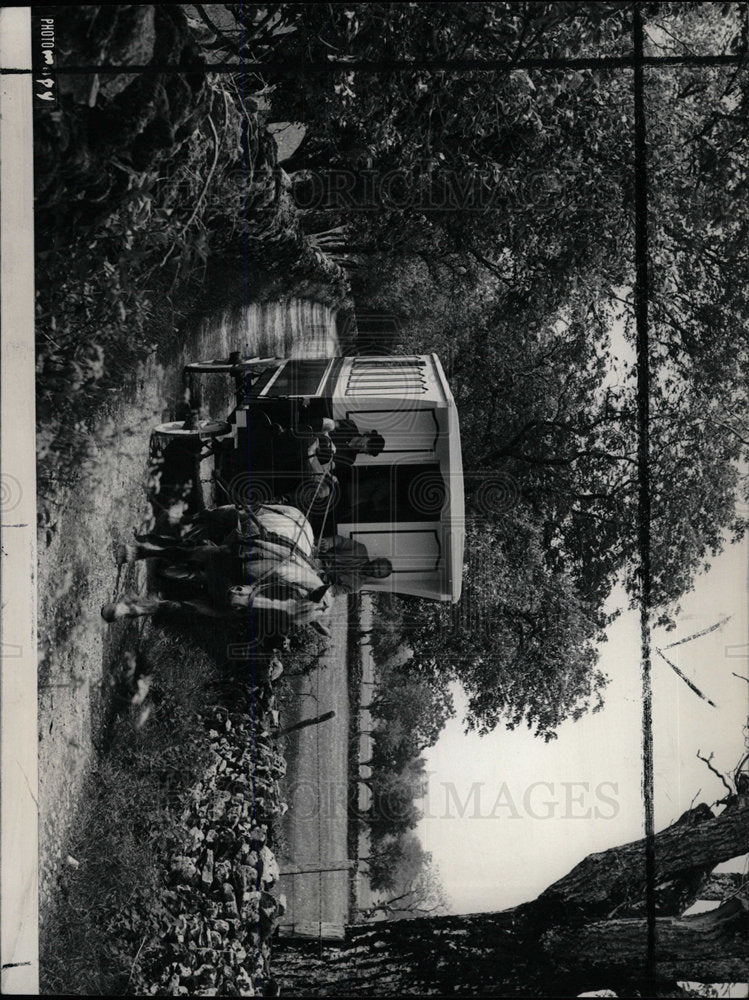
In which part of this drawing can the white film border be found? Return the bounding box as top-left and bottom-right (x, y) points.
(0, 7), (39, 995)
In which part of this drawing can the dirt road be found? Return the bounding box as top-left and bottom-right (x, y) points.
(37, 299), (338, 914)
(277, 596), (352, 938)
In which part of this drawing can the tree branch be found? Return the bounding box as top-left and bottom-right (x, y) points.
(696, 749), (734, 798)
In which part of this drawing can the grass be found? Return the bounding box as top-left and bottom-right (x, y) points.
(39, 627), (218, 996)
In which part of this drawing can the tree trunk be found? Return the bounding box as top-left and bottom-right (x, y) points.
(275, 803), (749, 996)
(277, 903), (749, 996)
(538, 802), (748, 921)
(543, 900), (749, 993)
(277, 912), (531, 996)
(276, 710), (335, 737)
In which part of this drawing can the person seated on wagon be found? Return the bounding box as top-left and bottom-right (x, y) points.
(316, 534), (392, 593)
(268, 419), (340, 503)
(317, 419), (385, 472)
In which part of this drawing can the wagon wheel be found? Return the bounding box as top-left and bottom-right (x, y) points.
(153, 419), (231, 439)
(184, 356), (283, 374)
(184, 358), (237, 374)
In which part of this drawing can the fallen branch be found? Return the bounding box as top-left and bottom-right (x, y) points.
(696, 749), (734, 798)
(661, 615), (732, 650)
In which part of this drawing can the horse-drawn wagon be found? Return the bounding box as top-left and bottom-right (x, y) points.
(173, 351), (466, 603)
(103, 352), (465, 639)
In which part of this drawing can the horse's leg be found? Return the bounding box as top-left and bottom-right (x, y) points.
(101, 594), (171, 622)
(117, 541), (226, 565)
(101, 593), (228, 623)
(228, 589), (295, 637)
(117, 539), (175, 563)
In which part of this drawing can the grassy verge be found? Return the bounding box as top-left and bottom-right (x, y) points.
(40, 628), (218, 995)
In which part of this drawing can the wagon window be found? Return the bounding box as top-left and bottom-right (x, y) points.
(342, 463), (446, 524)
(266, 359), (330, 397)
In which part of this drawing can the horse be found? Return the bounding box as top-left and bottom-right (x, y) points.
(102, 504), (332, 638)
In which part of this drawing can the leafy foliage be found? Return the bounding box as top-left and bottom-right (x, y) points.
(361, 832), (449, 917)
(365, 652), (455, 767)
(361, 759), (427, 840)
(265, 1), (749, 736)
(40, 631), (217, 995)
(34, 5), (345, 489)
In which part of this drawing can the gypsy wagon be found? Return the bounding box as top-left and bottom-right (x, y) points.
(164, 352), (465, 604)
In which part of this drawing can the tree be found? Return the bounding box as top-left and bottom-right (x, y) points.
(360, 834), (449, 920)
(358, 765), (427, 840)
(399, 513), (610, 738)
(277, 798), (749, 995)
(359, 832), (435, 897)
(207, 4), (749, 739)
(344, 1), (749, 739)
(359, 835), (410, 893)
(364, 723), (421, 776)
(365, 664), (455, 759)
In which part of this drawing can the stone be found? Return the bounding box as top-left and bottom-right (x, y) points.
(188, 826), (205, 849)
(215, 860), (231, 885)
(236, 864), (258, 895)
(194, 964), (218, 987)
(258, 892), (279, 941)
(248, 827), (266, 848)
(235, 968), (255, 996)
(201, 849), (214, 889)
(223, 882), (240, 919)
(258, 846), (279, 888)
(170, 856), (197, 886)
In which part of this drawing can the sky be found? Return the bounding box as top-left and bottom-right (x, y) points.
(419, 529), (749, 914)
